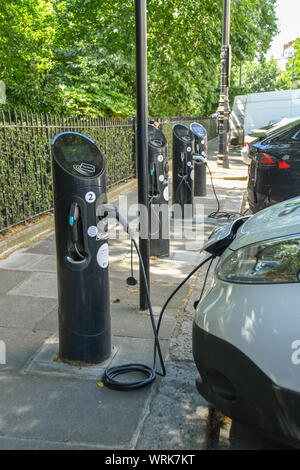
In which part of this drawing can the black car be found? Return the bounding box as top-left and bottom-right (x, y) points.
(247, 117), (300, 213)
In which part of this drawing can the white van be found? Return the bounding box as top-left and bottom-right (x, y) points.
(230, 89), (300, 148)
(229, 94), (247, 145)
(244, 89), (300, 136)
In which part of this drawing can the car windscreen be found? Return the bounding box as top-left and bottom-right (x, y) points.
(265, 118), (300, 138)
(264, 124), (300, 144)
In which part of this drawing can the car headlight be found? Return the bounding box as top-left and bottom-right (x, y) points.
(217, 235), (300, 284)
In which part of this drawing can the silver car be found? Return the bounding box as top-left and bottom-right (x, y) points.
(193, 197), (300, 447)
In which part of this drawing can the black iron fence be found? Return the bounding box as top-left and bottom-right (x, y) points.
(0, 111), (216, 233)
(0, 111), (134, 232)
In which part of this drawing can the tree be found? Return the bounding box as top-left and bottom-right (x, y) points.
(0, 0), (279, 116)
(285, 37), (300, 89)
(147, 0), (279, 116)
(230, 35), (300, 101)
(230, 58), (291, 100)
(0, 0), (63, 112)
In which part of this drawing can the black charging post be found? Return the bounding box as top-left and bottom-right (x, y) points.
(52, 131), (111, 364)
(190, 122), (207, 197)
(172, 123), (194, 218)
(148, 124), (170, 257)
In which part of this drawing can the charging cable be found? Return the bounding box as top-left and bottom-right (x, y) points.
(126, 240), (137, 286)
(176, 173), (193, 203)
(100, 203), (214, 390)
(193, 154), (242, 220)
(193, 256), (215, 310)
(175, 152), (193, 202)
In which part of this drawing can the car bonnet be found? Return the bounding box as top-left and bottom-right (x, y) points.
(230, 197), (300, 250)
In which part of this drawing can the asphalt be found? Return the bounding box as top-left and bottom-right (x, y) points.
(0, 139), (262, 450)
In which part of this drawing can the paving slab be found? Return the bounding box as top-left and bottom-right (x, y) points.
(0, 270), (30, 295)
(111, 306), (177, 340)
(0, 252), (57, 274)
(8, 272), (58, 299)
(25, 335), (119, 380)
(0, 372), (153, 449)
(33, 307), (58, 332)
(0, 327), (51, 371)
(27, 233), (56, 255)
(0, 295), (57, 329)
(0, 251), (43, 270)
(25, 255), (57, 273)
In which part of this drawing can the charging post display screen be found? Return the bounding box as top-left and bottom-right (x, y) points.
(60, 144), (96, 163)
(148, 125), (167, 148)
(173, 124), (193, 142)
(53, 132), (105, 177)
(191, 123), (206, 137)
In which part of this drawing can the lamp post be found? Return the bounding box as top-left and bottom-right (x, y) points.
(217, 0), (231, 169)
(135, 0), (150, 311)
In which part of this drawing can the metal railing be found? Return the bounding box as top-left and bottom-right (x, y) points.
(0, 112), (216, 233)
(0, 111), (134, 232)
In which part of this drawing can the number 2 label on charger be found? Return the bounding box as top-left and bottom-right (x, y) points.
(85, 191), (96, 203)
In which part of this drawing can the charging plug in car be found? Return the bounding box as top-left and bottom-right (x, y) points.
(201, 216), (251, 257)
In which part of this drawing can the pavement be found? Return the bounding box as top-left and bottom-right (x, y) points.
(0, 138), (283, 451)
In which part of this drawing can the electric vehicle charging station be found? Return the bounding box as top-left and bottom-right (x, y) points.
(148, 124), (170, 257)
(52, 131), (110, 365)
(172, 123), (194, 218)
(190, 122), (207, 197)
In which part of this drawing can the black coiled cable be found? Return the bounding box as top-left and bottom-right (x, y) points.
(103, 363), (156, 390)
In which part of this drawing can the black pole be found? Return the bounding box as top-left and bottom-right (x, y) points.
(217, 0), (231, 168)
(135, 0), (150, 310)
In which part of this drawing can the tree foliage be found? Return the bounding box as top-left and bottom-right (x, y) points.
(282, 37), (300, 89)
(0, 0), (279, 117)
(230, 58), (291, 99)
(294, 38), (300, 76)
